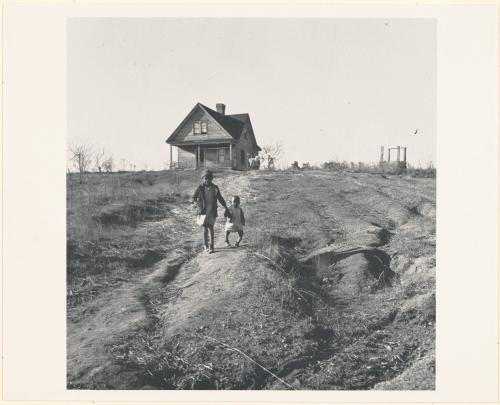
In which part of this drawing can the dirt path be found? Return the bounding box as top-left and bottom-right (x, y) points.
(68, 170), (435, 390)
(67, 173), (255, 388)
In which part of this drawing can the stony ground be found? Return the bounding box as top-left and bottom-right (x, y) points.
(67, 169), (435, 390)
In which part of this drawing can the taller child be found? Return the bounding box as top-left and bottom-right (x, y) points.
(192, 169), (229, 253)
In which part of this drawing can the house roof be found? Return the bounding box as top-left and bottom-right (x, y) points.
(199, 103), (245, 140)
(227, 113), (261, 151)
(228, 113), (249, 122)
(166, 102), (261, 151)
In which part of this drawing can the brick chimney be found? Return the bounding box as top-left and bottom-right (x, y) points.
(216, 103), (226, 115)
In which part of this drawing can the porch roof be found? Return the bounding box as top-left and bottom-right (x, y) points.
(174, 140), (234, 148)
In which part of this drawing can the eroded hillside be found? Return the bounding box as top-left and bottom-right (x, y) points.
(67, 169), (435, 390)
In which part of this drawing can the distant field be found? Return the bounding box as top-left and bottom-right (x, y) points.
(67, 168), (435, 390)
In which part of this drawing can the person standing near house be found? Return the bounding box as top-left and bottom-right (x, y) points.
(192, 169), (229, 253)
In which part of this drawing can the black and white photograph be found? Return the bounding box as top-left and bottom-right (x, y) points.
(4, 2), (499, 402)
(66, 18), (437, 390)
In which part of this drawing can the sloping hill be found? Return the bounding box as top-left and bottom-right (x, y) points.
(67, 169), (435, 389)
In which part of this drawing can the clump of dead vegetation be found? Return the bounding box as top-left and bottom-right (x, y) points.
(316, 160), (436, 178)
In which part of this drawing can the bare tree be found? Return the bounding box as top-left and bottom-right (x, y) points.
(103, 156), (114, 173)
(260, 141), (284, 169)
(69, 144), (93, 183)
(94, 148), (106, 173)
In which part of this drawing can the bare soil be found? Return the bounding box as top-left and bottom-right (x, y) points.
(67, 169), (435, 390)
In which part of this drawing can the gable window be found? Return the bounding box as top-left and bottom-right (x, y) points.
(193, 122), (201, 135)
(243, 127), (248, 140)
(193, 121), (208, 135)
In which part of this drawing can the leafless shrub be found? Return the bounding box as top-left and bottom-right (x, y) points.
(260, 141), (283, 170)
(103, 156), (114, 173)
(260, 141), (283, 161)
(69, 143), (93, 183)
(94, 148), (107, 173)
(321, 160), (350, 171)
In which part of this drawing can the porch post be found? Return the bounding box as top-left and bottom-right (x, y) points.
(229, 143), (232, 169)
(169, 144), (173, 169)
(196, 145), (200, 169)
(403, 147), (407, 163)
(397, 146), (401, 162)
(388, 148), (391, 162)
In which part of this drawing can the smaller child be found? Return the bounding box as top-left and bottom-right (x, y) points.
(225, 196), (246, 247)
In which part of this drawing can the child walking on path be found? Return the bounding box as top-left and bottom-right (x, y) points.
(225, 196), (246, 247)
(192, 169), (229, 253)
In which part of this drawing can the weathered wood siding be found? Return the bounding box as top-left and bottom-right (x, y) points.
(170, 105), (260, 171)
(245, 117), (260, 154)
(175, 108), (233, 143)
(233, 124), (258, 170)
(178, 146), (197, 168)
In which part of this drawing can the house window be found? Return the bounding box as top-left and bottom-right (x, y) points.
(240, 150), (245, 164)
(218, 148), (225, 162)
(193, 121), (208, 135)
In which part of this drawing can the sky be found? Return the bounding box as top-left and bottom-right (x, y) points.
(67, 18), (436, 170)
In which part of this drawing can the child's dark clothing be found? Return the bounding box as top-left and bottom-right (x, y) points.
(193, 183), (227, 221)
(192, 182), (228, 251)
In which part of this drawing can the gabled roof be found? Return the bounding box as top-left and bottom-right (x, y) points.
(199, 103), (245, 140)
(227, 113), (261, 151)
(166, 102), (261, 151)
(166, 103), (202, 143)
(228, 113), (250, 123)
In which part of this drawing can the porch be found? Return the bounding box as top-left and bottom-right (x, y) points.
(170, 143), (236, 170)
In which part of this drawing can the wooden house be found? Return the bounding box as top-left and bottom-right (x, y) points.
(166, 102), (261, 170)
